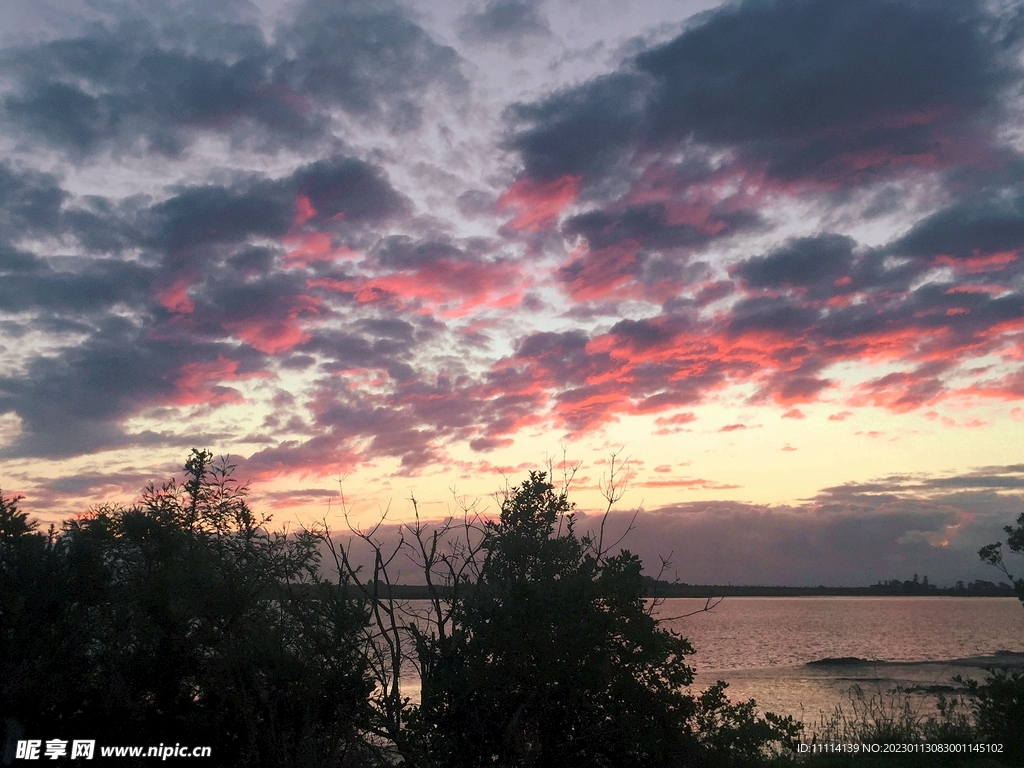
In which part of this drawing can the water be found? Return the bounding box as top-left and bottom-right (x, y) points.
(657, 596), (1024, 720)
(388, 597), (1024, 722)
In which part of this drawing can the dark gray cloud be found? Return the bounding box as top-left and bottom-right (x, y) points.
(564, 203), (759, 252)
(506, 72), (652, 182)
(820, 465), (1024, 497)
(321, 472), (1024, 587)
(279, 0), (465, 132)
(0, 164), (152, 314)
(501, 0), (1024, 312)
(1, 0), (464, 156)
(144, 156), (407, 280)
(294, 158), (411, 223)
(0, 259), (151, 315)
(734, 234), (857, 292)
(2, 20), (299, 156)
(576, 484), (1024, 587)
(458, 0), (551, 48)
(891, 183), (1024, 260)
(555, 201), (761, 298)
(305, 324), (422, 384)
(0, 153), (406, 313)
(147, 156), (408, 272)
(508, 0), (1013, 185)
(0, 317), (185, 457)
(636, 0), (1003, 178)
(373, 236), (468, 269)
(0, 164), (66, 235)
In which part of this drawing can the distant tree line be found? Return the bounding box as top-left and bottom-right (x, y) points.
(641, 578), (1019, 598)
(868, 574), (1018, 596)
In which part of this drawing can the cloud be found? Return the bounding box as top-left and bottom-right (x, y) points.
(509, 0), (1012, 190)
(891, 183), (1024, 262)
(576, 473), (1024, 586)
(506, 72), (652, 183)
(0, 163), (66, 235)
(733, 234), (858, 295)
(0, 0), (464, 157)
(0, 152), (420, 459)
(819, 465), (1024, 497)
(499, 175), (579, 232)
(0, 317), (196, 457)
(556, 197), (760, 301)
(495, 0), (1022, 312)
(635, 0), (1007, 181)
(458, 0), (552, 49)
(466, 204), (1024, 428)
(3, 0), (1024, 496)
(637, 477), (740, 490)
(279, 0), (465, 131)
(320, 470), (1024, 588)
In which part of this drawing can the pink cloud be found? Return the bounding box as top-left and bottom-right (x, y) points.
(224, 295), (321, 354)
(170, 356), (251, 406)
(936, 250), (1017, 274)
(156, 280), (195, 314)
(498, 175), (580, 232)
(309, 259), (525, 318)
(638, 477), (741, 490)
(653, 412), (697, 427)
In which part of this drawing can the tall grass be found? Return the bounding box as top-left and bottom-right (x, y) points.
(797, 679), (1014, 768)
(812, 682), (975, 744)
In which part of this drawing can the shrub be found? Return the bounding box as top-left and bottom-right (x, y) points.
(1, 450), (375, 767)
(961, 669), (1024, 766)
(402, 470), (800, 768)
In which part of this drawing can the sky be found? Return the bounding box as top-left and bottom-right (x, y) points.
(1, 0), (1024, 586)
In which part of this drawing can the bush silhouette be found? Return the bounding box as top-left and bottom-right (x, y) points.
(1, 450), (373, 767)
(404, 470), (799, 768)
(979, 510), (1024, 606)
(975, 513), (1024, 766)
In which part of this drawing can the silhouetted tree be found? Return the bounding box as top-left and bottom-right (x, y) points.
(399, 471), (799, 768)
(1, 450), (375, 767)
(979, 510), (1024, 606)
(972, 510), (1024, 765)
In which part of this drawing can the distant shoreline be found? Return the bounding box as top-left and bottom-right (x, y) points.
(339, 581), (1020, 600)
(643, 582), (1021, 598)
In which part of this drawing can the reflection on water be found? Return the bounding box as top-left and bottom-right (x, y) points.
(386, 597), (1024, 719)
(656, 597), (1024, 719)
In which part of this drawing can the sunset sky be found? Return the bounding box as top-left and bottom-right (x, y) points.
(2, 0), (1024, 585)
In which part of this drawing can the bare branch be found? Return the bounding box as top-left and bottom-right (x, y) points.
(595, 450), (631, 560)
(656, 595), (726, 621)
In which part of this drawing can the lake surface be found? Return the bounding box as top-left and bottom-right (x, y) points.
(657, 597), (1024, 721)
(393, 597), (1024, 723)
